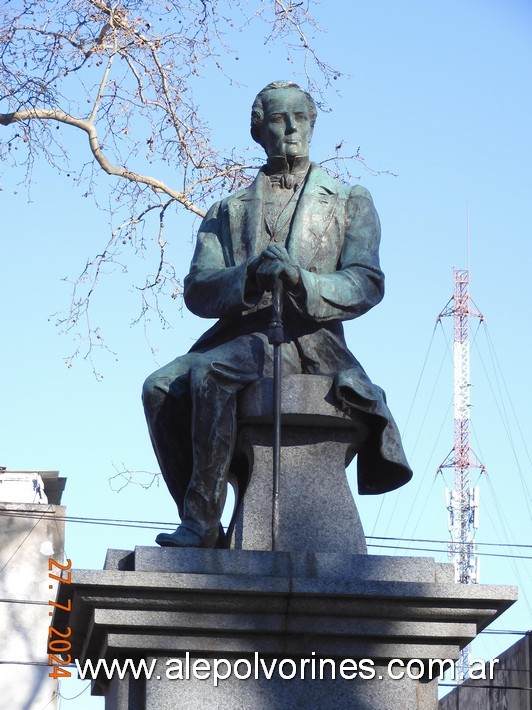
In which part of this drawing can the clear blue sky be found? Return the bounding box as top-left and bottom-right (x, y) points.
(1, 0), (531, 706)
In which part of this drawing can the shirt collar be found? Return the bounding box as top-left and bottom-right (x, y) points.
(263, 155), (310, 176)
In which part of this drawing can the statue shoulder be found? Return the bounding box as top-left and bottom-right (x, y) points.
(213, 182), (256, 215)
(348, 184), (374, 203)
(308, 164), (374, 203)
(201, 186), (245, 222)
(345, 184), (377, 220)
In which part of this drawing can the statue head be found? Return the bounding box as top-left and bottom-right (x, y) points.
(251, 81), (317, 160)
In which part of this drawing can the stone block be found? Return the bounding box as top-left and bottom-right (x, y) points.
(54, 548), (517, 709)
(232, 375), (367, 553)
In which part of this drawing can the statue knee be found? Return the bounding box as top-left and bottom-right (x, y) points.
(189, 358), (218, 392)
(142, 373), (166, 413)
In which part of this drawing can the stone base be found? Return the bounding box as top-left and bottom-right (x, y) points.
(232, 375), (368, 553)
(54, 549), (517, 710)
(232, 426), (367, 553)
(119, 656), (436, 710)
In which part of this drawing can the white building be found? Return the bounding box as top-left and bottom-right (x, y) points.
(0, 469), (66, 710)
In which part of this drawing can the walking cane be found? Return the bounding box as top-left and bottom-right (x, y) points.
(268, 277), (284, 551)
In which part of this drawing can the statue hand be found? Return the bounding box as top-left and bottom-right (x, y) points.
(246, 250), (286, 282)
(248, 246), (300, 292)
(262, 244), (292, 264)
(259, 245), (300, 289)
(256, 258), (299, 291)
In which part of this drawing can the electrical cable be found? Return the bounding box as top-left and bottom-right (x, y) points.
(401, 322), (438, 438)
(0, 505), (53, 575)
(483, 325), (532, 469)
(475, 324), (532, 517)
(366, 535), (532, 549)
(367, 543), (532, 560)
(58, 683), (91, 702)
(440, 682), (532, 691)
(3, 506), (532, 551)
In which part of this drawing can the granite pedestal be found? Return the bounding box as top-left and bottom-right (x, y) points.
(55, 377), (517, 708)
(54, 548), (516, 710)
(231, 374), (367, 553)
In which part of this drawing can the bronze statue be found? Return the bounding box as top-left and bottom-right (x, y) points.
(143, 81), (412, 548)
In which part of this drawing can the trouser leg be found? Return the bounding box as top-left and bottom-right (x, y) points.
(183, 336), (304, 543)
(142, 356), (195, 517)
(145, 335), (302, 546)
(181, 356), (263, 542)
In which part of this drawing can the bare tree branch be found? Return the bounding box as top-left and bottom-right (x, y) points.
(109, 463), (161, 492)
(319, 145), (398, 181)
(1, 107), (206, 216)
(1, 0), (379, 374)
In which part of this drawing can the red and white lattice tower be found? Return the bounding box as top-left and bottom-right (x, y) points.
(437, 268), (486, 678)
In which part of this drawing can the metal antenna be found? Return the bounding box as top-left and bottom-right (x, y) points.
(437, 267), (485, 679)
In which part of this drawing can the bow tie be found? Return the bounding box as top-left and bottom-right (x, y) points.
(264, 156), (310, 190)
(269, 172), (300, 190)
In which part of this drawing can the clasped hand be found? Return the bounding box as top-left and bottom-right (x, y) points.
(248, 245), (300, 292)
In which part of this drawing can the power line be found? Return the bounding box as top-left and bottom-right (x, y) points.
(2, 588), (531, 643)
(0, 508), (174, 531)
(367, 543), (532, 561)
(58, 683), (91, 702)
(480, 629), (532, 640)
(2, 508), (532, 553)
(401, 322), (438, 439)
(0, 660), (50, 667)
(483, 325), (532, 470)
(475, 324), (532, 515)
(0, 597), (48, 606)
(367, 535), (532, 550)
(0, 505), (53, 575)
(440, 682), (532, 691)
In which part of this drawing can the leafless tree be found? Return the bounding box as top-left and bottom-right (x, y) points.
(0, 0), (382, 372)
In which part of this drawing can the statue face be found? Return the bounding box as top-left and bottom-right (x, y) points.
(259, 88), (313, 159)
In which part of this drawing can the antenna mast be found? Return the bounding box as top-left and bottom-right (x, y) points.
(437, 268), (486, 677)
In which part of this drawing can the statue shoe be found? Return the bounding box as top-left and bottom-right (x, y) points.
(155, 525), (217, 548)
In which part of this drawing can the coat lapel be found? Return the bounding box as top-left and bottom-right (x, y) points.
(287, 165), (339, 269)
(226, 172), (268, 263)
(226, 165), (340, 268)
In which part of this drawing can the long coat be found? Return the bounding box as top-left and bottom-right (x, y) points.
(183, 163), (412, 494)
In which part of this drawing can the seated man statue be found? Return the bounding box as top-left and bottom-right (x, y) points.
(143, 80), (412, 548)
